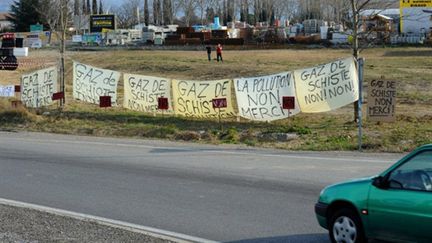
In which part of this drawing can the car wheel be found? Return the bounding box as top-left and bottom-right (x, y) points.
(329, 208), (366, 243)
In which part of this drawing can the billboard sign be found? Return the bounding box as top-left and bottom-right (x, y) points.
(400, 0), (432, 34)
(90, 15), (116, 33)
(30, 24), (43, 33)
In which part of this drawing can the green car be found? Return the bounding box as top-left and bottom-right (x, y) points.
(315, 144), (432, 243)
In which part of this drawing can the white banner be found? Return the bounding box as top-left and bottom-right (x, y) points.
(234, 72), (300, 121)
(123, 74), (172, 113)
(293, 57), (359, 113)
(21, 66), (57, 108)
(73, 61), (120, 105)
(0, 85), (15, 97)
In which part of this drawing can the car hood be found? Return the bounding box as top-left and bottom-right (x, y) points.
(319, 176), (375, 205)
(327, 176), (375, 189)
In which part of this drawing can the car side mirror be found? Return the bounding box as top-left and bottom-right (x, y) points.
(372, 176), (389, 189)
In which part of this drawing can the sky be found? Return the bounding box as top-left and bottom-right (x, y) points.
(0, 0), (13, 12)
(0, 0), (120, 13)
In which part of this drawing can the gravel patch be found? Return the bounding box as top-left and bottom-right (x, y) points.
(0, 204), (176, 243)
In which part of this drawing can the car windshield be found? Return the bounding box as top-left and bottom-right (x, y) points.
(389, 151), (432, 191)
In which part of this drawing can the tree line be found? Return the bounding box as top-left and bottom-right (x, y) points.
(7, 0), (397, 31)
(114, 0), (397, 29)
(7, 0), (103, 32)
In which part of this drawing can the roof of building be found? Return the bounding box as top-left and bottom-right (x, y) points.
(360, 9), (400, 18)
(0, 13), (11, 21)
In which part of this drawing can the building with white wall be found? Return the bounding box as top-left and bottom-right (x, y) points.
(0, 13), (12, 31)
(400, 0), (432, 34)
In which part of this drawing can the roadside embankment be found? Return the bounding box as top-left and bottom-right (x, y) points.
(0, 199), (197, 243)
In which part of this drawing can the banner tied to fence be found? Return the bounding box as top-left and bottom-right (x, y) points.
(0, 85), (15, 97)
(73, 61), (120, 105)
(21, 66), (57, 108)
(293, 57), (359, 113)
(172, 79), (236, 118)
(123, 74), (172, 113)
(234, 71), (300, 121)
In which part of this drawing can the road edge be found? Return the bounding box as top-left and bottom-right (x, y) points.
(0, 198), (217, 243)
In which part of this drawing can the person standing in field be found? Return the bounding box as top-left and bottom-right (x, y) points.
(205, 44), (212, 61)
(216, 44), (223, 62)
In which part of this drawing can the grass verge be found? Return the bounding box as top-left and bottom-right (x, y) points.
(0, 47), (431, 152)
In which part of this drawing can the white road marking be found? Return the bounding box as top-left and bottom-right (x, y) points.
(0, 198), (217, 243)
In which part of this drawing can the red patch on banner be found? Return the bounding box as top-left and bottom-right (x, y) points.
(282, 96), (295, 110)
(52, 92), (64, 100)
(99, 96), (112, 108)
(212, 98), (227, 109)
(158, 97), (169, 110)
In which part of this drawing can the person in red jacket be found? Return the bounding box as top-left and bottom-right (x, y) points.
(216, 44), (223, 62)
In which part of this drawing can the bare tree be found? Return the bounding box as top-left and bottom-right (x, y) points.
(115, 0), (141, 28)
(179, 0), (198, 26)
(98, 0), (103, 14)
(196, 0), (210, 25)
(347, 0), (396, 121)
(239, 0), (250, 22)
(38, 0), (73, 106)
(153, 0), (160, 25)
(163, 0), (174, 24)
(254, 0), (261, 23)
(86, 0), (91, 15)
(273, 0), (299, 23)
(226, 0), (234, 22)
(74, 0), (80, 16)
(144, 0), (149, 25)
(92, 0), (97, 14)
(82, 0), (88, 14)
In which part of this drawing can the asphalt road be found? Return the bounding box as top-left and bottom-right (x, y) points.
(0, 132), (403, 242)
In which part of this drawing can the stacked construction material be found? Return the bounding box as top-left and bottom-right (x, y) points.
(210, 29), (244, 45)
(187, 32), (211, 41)
(211, 30), (228, 39)
(303, 19), (326, 35)
(166, 27), (204, 45)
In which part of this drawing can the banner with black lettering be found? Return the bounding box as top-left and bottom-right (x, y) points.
(293, 57), (359, 113)
(21, 66), (57, 108)
(234, 72), (300, 121)
(73, 61), (120, 105)
(172, 79), (236, 118)
(123, 74), (172, 113)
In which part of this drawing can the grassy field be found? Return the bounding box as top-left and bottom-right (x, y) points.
(0, 47), (431, 152)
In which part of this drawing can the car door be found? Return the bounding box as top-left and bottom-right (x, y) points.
(367, 150), (432, 242)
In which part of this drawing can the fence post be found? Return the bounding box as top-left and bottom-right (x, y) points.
(357, 58), (364, 152)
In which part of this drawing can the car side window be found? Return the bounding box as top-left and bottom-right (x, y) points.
(388, 150), (432, 192)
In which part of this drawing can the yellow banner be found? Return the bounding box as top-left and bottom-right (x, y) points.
(400, 0), (432, 8)
(172, 79), (236, 118)
(293, 57), (359, 113)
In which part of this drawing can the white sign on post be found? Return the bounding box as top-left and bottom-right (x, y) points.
(21, 66), (57, 108)
(234, 72), (300, 121)
(123, 73), (172, 113)
(293, 57), (359, 113)
(73, 61), (120, 105)
(0, 85), (15, 97)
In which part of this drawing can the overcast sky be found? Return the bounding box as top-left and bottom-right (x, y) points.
(0, 0), (121, 13)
